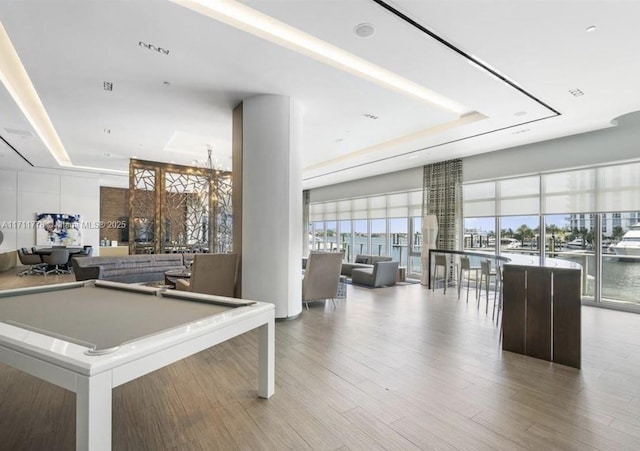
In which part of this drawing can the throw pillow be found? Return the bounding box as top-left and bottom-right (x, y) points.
(355, 256), (368, 264)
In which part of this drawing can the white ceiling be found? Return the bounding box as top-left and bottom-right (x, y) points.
(1, 0), (639, 189)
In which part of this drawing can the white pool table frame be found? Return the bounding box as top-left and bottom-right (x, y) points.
(0, 281), (275, 451)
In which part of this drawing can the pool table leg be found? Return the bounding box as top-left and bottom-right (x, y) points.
(76, 371), (112, 451)
(258, 317), (275, 398)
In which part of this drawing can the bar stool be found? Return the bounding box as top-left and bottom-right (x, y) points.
(458, 256), (480, 302)
(432, 254), (448, 293)
(492, 265), (504, 321)
(478, 259), (498, 313)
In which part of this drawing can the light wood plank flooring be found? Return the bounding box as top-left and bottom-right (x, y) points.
(1, 271), (640, 450)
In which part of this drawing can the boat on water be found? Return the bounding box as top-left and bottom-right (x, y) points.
(566, 238), (589, 249)
(500, 238), (521, 249)
(612, 224), (640, 258)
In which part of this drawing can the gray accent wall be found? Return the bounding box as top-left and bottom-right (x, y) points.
(464, 111), (640, 183)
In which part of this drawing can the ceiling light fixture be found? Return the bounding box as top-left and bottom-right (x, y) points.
(171, 0), (468, 115)
(0, 22), (72, 166)
(354, 23), (375, 38)
(586, 25), (597, 32)
(67, 164), (127, 175)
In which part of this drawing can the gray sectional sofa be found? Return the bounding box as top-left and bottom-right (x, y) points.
(340, 254), (393, 277)
(351, 261), (399, 288)
(72, 253), (192, 284)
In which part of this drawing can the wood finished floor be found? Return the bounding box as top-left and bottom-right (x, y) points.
(1, 271), (640, 450)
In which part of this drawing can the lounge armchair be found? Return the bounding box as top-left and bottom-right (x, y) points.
(302, 252), (343, 309)
(351, 261), (399, 288)
(175, 253), (238, 297)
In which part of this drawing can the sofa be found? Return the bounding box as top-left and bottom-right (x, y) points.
(351, 261), (400, 288)
(0, 250), (17, 272)
(340, 254), (392, 277)
(72, 253), (188, 284)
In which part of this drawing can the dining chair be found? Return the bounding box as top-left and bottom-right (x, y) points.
(42, 249), (71, 275)
(17, 249), (46, 276)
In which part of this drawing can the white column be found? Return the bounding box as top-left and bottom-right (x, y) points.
(240, 95), (303, 319)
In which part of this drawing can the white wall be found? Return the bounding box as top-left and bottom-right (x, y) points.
(99, 173), (128, 189)
(0, 168), (100, 254)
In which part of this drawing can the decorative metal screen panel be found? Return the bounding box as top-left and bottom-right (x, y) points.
(129, 159), (232, 254)
(130, 167), (158, 254)
(214, 174), (233, 253)
(164, 171), (210, 253)
(423, 159), (462, 251)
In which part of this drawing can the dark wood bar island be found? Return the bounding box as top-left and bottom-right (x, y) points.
(502, 262), (582, 369)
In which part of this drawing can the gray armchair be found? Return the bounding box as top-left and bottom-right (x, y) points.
(176, 253), (238, 297)
(302, 252), (343, 309)
(351, 261), (399, 288)
(17, 249), (45, 276)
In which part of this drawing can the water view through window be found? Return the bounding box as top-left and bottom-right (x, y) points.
(464, 213), (640, 307)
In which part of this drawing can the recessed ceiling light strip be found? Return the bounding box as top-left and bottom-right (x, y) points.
(172, 0), (468, 115)
(304, 114), (556, 181)
(0, 22), (72, 166)
(305, 111), (486, 172)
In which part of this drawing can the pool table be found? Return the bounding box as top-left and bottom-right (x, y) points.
(0, 280), (275, 451)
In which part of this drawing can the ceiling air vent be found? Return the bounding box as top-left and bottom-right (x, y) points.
(139, 41), (170, 55)
(362, 113), (379, 120)
(3, 128), (33, 137)
(103, 81), (113, 91)
(569, 88), (584, 97)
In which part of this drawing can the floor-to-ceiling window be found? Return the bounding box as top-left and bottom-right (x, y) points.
(408, 217), (422, 278)
(370, 219), (387, 256)
(353, 219), (369, 256)
(390, 218), (408, 268)
(309, 190), (422, 277)
(338, 219), (352, 261)
(463, 159), (640, 311)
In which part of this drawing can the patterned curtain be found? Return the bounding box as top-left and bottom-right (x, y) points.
(422, 159), (462, 251)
